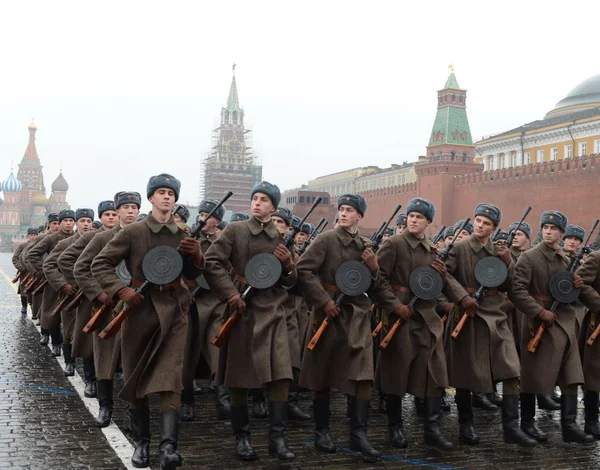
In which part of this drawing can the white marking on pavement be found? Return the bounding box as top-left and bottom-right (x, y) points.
(0, 266), (148, 470)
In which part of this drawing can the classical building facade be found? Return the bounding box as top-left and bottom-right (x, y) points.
(476, 74), (600, 170)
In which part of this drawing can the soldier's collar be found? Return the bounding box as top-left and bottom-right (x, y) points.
(145, 211), (179, 235)
(539, 241), (567, 262)
(467, 233), (495, 255)
(336, 225), (362, 247)
(404, 231), (431, 251)
(249, 217), (278, 238)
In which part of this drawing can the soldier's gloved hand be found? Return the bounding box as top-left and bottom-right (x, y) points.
(273, 244), (294, 272)
(179, 237), (203, 266)
(361, 248), (378, 274)
(496, 245), (512, 267)
(322, 299), (341, 318)
(117, 287), (144, 307)
(460, 295), (478, 317)
(431, 259), (447, 279)
(228, 293), (246, 315)
(393, 303), (412, 321)
(96, 292), (114, 307)
(62, 284), (76, 296)
(573, 274), (585, 289)
(538, 308), (556, 324)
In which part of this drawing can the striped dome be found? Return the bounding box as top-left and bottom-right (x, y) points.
(1, 172), (22, 193)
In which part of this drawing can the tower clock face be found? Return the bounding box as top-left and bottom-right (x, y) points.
(226, 140), (242, 153)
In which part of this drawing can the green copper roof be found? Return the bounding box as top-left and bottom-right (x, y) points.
(428, 106), (473, 146)
(444, 72), (460, 90)
(226, 75), (240, 110)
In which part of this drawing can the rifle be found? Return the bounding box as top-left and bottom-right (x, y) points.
(12, 271), (22, 283)
(452, 209), (531, 340)
(51, 290), (79, 317)
(432, 225), (447, 246)
(31, 279), (48, 296)
(529, 219), (598, 352)
(65, 290), (84, 311)
(378, 218), (471, 344)
(22, 274), (38, 293)
(20, 272), (32, 286)
(211, 197), (323, 348)
(297, 218), (327, 256)
(309, 205), (401, 350)
(83, 304), (109, 334)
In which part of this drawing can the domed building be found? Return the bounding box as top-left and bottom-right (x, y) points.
(475, 73), (600, 170)
(0, 171), (23, 235)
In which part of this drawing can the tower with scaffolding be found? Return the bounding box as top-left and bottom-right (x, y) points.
(200, 68), (263, 214)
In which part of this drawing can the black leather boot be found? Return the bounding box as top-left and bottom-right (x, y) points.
(62, 344), (75, 376)
(386, 394), (407, 448)
(537, 394), (561, 410)
(230, 404), (257, 461)
(561, 394), (594, 443)
(584, 391), (600, 439)
(456, 390), (479, 445)
(130, 407), (150, 468)
(193, 378), (203, 394)
(472, 392), (498, 410)
(21, 296), (28, 314)
(268, 401), (295, 460)
(83, 358), (97, 398)
(502, 395), (536, 447)
(251, 388), (267, 419)
(96, 380), (113, 427)
(520, 393), (547, 441)
(349, 398), (380, 462)
(440, 390), (451, 412)
(313, 399), (336, 453)
(159, 411), (183, 470)
(378, 392), (387, 413)
(486, 383), (503, 407)
(122, 402), (132, 434)
(346, 394), (353, 418)
(180, 387), (195, 422)
(414, 395), (426, 418)
(215, 385), (231, 420)
(424, 397), (453, 450)
(551, 387), (561, 403)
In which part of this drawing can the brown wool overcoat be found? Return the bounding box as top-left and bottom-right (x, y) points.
(296, 226), (387, 395)
(92, 214), (202, 403)
(375, 231), (453, 397)
(510, 241), (584, 394)
(203, 217), (296, 389)
(12, 241), (29, 295)
(444, 234), (520, 392)
(21, 234), (48, 317)
(75, 225), (122, 380)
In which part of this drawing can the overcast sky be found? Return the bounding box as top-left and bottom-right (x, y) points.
(1, 1), (599, 214)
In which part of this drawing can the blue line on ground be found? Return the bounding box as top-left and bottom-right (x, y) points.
(303, 440), (466, 469)
(0, 377), (77, 396)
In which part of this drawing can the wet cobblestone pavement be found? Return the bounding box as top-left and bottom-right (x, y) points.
(1, 253), (600, 469)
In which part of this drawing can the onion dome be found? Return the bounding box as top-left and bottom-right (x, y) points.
(51, 172), (69, 192)
(32, 192), (48, 206)
(28, 119), (38, 130)
(548, 74), (600, 117)
(1, 172), (22, 193)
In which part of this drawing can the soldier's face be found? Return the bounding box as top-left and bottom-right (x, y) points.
(271, 216), (289, 231)
(173, 213), (185, 224)
(60, 218), (75, 233)
(382, 233), (390, 241)
(101, 210), (118, 229)
(436, 239), (446, 250)
(455, 229), (470, 241)
(542, 224), (563, 246)
(49, 221), (60, 232)
(338, 205), (361, 228)
(295, 232), (308, 245)
(473, 216), (494, 239)
(512, 230), (529, 249)
(149, 188), (176, 212)
(198, 212), (218, 232)
(76, 217), (93, 233)
(396, 225), (405, 235)
(27, 234), (37, 241)
(117, 204), (140, 226)
(564, 237), (582, 252)
(407, 212), (430, 236)
(251, 192), (275, 221)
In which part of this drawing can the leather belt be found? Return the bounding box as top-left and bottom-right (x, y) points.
(132, 279), (180, 291)
(532, 295), (552, 302)
(466, 287), (500, 296)
(321, 282), (341, 293)
(391, 284), (411, 293)
(183, 279), (197, 288)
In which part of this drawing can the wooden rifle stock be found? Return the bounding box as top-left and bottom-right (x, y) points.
(372, 321), (383, 337)
(587, 321), (600, 346)
(307, 317), (330, 351)
(98, 305), (130, 339)
(451, 312), (470, 339)
(210, 310), (238, 348)
(12, 271), (22, 283)
(20, 273), (32, 286)
(51, 293), (74, 317)
(64, 290), (84, 311)
(83, 304), (109, 334)
(379, 319), (402, 349)
(527, 322), (547, 353)
(31, 279), (48, 296)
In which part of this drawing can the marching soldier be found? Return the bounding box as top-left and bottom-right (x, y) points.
(28, 209), (76, 355)
(444, 203), (535, 447)
(74, 193), (139, 428)
(381, 226), (394, 242)
(453, 219), (473, 242)
(204, 181), (298, 461)
(511, 211), (593, 444)
(93, 175), (203, 469)
(375, 198), (453, 450)
(563, 225), (587, 334)
(395, 212), (407, 235)
(297, 193), (387, 461)
(12, 227), (38, 314)
(172, 204), (190, 225)
(443, 226), (455, 246)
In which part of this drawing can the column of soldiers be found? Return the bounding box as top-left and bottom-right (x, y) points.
(11, 172), (600, 470)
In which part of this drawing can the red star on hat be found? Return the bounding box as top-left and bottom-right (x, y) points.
(166, 178), (170, 181)
(550, 215), (554, 219)
(127, 195), (131, 199)
(485, 209), (489, 213)
(416, 201), (421, 205)
(346, 197), (350, 200)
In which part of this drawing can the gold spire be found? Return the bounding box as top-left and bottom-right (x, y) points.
(448, 64), (454, 73)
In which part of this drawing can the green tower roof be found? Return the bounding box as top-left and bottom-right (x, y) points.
(444, 72), (460, 90)
(226, 75), (240, 110)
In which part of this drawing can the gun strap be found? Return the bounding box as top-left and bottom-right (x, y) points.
(532, 295), (552, 302)
(391, 284), (410, 293)
(321, 282), (340, 293)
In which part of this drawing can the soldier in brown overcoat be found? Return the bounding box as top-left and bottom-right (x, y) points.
(296, 193), (387, 462)
(444, 203), (535, 447)
(511, 211), (593, 444)
(28, 209), (75, 355)
(204, 181), (297, 462)
(74, 194), (137, 428)
(563, 225), (588, 335)
(375, 198), (454, 450)
(575, 248), (600, 439)
(93, 175), (203, 469)
(179, 199), (230, 422)
(12, 227), (38, 314)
